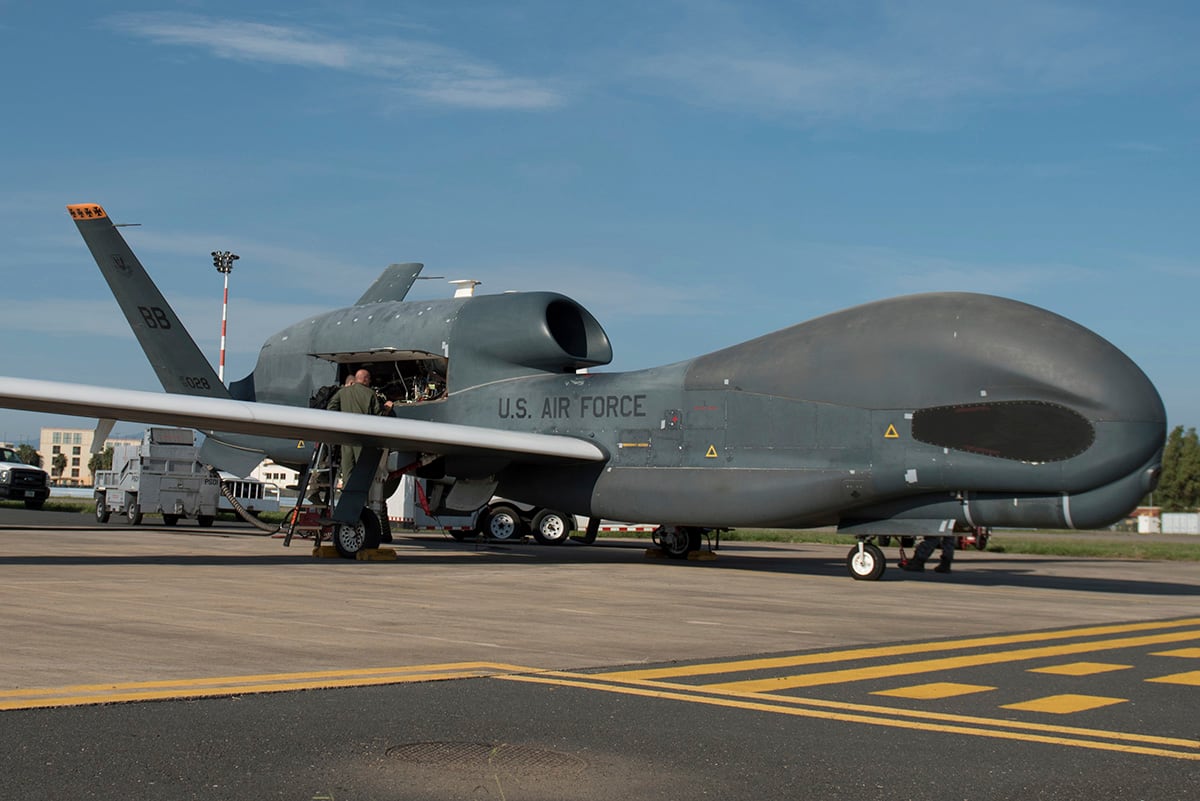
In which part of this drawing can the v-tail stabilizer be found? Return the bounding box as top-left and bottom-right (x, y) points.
(68, 204), (229, 399)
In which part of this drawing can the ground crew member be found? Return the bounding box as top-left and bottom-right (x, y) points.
(327, 368), (393, 484)
(901, 535), (955, 573)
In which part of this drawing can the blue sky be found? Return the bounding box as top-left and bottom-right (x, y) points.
(1, 1), (1197, 443)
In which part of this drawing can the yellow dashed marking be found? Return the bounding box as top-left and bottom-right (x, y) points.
(1152, 648), (1200, 658)
(597, 617), (1200, 682)
(1030, 662), (1132, 676)
(872, 682), (995, 700)
(704, 628), (1200, 693)
(1002, 694), (1127, 715)
(1146, 671), (1200, 687)
(503, 673), (1198, 761)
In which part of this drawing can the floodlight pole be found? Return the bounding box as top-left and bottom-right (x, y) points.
(211, 251), (240, 383)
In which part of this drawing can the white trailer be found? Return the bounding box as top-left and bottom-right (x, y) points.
(383, 474), (656, 545)
(217, 474), (281, 515)
(1161, 513), (1200, 535)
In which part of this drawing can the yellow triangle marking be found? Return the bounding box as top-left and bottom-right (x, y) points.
(297, 440), (306, 448)
(705, 445), (719, 458)
(884, 424), (899, 439)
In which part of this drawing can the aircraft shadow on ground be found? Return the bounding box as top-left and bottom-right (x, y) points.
(2, 529), (1196, 597)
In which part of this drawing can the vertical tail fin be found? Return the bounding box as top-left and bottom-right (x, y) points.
(67, 203), (230, 398)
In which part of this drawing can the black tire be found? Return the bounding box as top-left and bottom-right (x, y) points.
(333, 507), (383, 559)
(94, 495), (110, 524)
(162, 514), (179, 526)
(484, 504), (525, 541)
(531, 510), (571, 545)
(24, 499), (45, 510)
(659, 526), (702, 559)
(126, 506), (143, 526)
(196, 515), (215, 528)
(847, 542), (886, 581)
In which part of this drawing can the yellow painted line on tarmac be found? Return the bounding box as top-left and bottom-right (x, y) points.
(554, 672), (1200, 751)
(1002, 694), (1128, 714)
(705, 628), (1200, 693)
(0, 662), (536, 711)
(1147, 670), (1200, 687)
(498, 672), (1200, 761)
(596, 617), (1200, 682)
(1152, 648), (1200, 658)
(871, 682), (996, 700)
(1029, 662), (1132, 676)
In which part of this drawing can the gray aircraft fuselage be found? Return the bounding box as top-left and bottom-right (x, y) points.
(221, 288), (1165, 533)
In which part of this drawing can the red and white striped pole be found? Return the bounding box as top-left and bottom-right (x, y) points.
(211, 251), (239, 384)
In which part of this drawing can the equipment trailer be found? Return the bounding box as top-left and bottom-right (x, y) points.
(93, 428), (220, 526)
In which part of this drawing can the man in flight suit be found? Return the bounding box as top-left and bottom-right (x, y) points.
(327, 368), (393, 484)
(901, 535), (955, 573)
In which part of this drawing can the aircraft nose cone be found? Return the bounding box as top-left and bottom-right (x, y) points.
(940, 294), (1165, 482)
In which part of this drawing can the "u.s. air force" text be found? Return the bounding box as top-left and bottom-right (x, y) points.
(498, 394), (647, 420)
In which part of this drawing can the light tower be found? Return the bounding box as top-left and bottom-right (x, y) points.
(211, 251), (240, 383)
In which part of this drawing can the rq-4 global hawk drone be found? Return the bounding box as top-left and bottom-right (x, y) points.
(0, 203), (1166, 579)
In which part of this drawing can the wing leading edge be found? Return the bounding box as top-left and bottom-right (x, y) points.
(0, 377), (606, 464)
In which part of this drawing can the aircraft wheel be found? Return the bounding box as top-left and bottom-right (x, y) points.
(974, 530), (990, 550)
(162, 514), (179, 526)
(531, 510), (571, 545)
(658, 526), (702, 559)
(94, 496), (110, 524)
(485, 504), (525, 541)
(126, 506), (143, 526)
(196, 515), (215, 528)
(847, 542), (886, 581)
(333, 507), (383, 559)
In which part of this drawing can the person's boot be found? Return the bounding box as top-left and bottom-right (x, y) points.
(933, 560), (951, 573)
(901, 558), (925, 572)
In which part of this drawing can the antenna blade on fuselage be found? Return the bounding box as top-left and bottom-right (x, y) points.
(67, 203), (229, 399)
(355, 263), (424, 305)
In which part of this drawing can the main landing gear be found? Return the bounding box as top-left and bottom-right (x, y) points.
(652, 526), (705, 559)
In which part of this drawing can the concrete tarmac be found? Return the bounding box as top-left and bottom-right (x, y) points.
(2, 512), (1198, 799)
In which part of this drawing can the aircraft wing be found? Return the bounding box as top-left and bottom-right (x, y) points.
(0, 377), (606, 464)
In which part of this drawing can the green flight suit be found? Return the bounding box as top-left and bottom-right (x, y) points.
(327, 382), (387, 483)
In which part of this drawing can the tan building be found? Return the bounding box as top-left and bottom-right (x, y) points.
(38, 427), (140, 487)
(250, 459), (299, 490)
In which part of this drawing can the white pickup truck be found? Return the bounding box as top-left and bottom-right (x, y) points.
(0, 446), (51, 509)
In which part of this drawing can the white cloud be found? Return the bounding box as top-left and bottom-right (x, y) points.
(627, 1), (1169, 124)
(108, 12), (565, 111)
(0, 295), (328, 357)
(792, 241), (1100, 297)
(468, 262), (727, 320)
